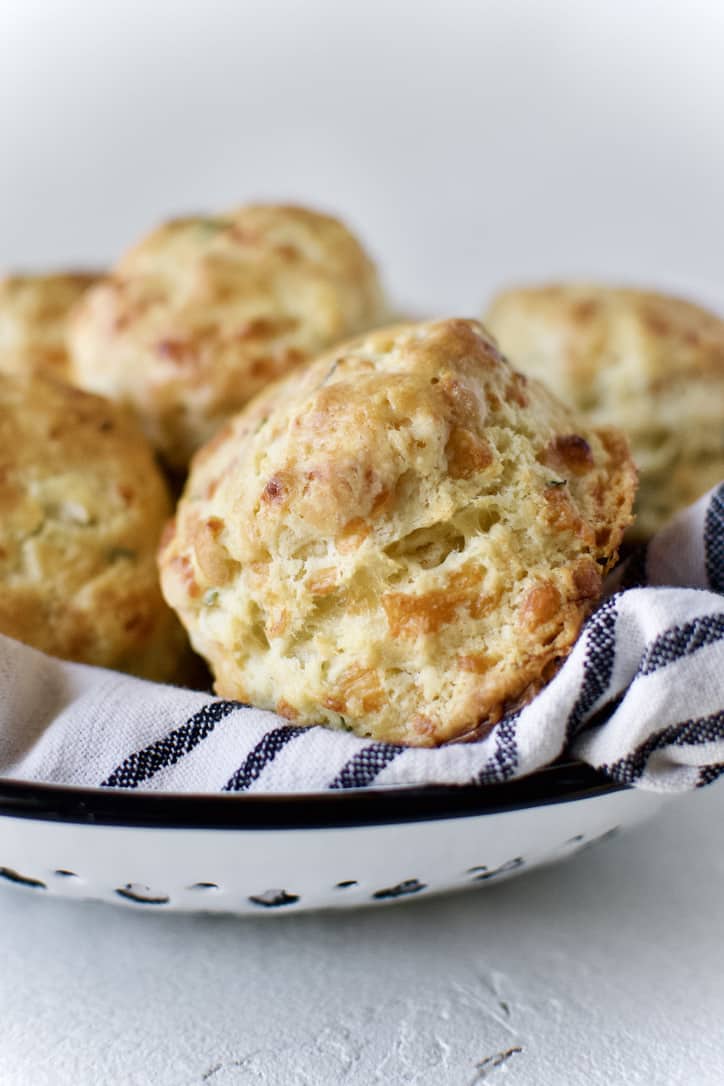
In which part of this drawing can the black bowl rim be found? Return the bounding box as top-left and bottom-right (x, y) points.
(0, 761), (623, 830)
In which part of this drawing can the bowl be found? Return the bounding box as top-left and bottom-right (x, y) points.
(0, 762), (668, 914)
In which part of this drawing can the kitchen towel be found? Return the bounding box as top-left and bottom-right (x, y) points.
(0, 484), (722, 794)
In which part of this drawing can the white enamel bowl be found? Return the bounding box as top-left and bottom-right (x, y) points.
(0, 763), (667, 914)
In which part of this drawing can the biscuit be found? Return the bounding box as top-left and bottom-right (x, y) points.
(160, 318), (636, 746)
(68, 205), (388, 469)
(0, 272), (99, 381)
(485, 285), (724, 539)
(0, 373), (188, 680)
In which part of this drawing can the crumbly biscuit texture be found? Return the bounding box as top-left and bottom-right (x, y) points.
(0, 373), (188, 680)
(485, 285), (724, 538)
(0, 272), (99, 381)
(69, 205), (388, 468)
(160, 318), (636, 746)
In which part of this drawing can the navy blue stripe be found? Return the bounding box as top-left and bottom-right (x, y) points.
(638, 613), (724, 676)
(699, 764), (724, 787)
(601, 709), (724, 785)
(704, 484), (724, 593)
(330, 742), (403, 789)
(222, 726), (306, 792)
(477, 712), (522, 785)
(565, 597), (619, 741)
(102, 700), (243, 788)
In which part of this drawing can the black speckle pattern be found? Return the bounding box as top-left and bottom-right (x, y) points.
(248, 889), (300, 908)
(0, 866), (46, 890)
(576, 827), (621, 853)
(468, 857), (524, 881)
(115, 883), (170, 905)
(372, 878), (426, 900)
(335, 880), (358, 889)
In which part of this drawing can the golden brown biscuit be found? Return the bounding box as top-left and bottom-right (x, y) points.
(0, 271), (99, 381)
(0, 373), (188, 680)
(485, 285), (724, 539)
(68, 205), (388, 469)
(160, 318), (636, 746)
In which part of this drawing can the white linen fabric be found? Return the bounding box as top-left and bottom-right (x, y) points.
(0, 485), (722, 795)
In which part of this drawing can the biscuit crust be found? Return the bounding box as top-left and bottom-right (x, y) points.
(485, 285), (724, 538)
(160, 319), (635, 746)
(0, 272), (99, 381)
(0, 373), (188, 680)
(69, 205), (387, 469)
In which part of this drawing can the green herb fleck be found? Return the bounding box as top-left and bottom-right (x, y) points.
(195, 218), (226, 235)
(203, 588), (220, 607)
(108, 546), (137, 562)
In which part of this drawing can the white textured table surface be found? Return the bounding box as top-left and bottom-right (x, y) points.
(0, 782), (722, 1086)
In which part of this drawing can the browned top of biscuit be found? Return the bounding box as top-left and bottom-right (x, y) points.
(0, 372), (187, 679)
(485, 284), (724, 538)
(0, 271), (99, 379)
(68, 205), (387, 468)
(161, 318), (636, 746)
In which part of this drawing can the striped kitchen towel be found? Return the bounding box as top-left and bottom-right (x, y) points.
(0, 484), (722, 795)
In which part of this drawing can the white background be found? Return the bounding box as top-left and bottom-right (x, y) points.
(1, 2), (724, 1083)
(2, 0), (724, 314)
